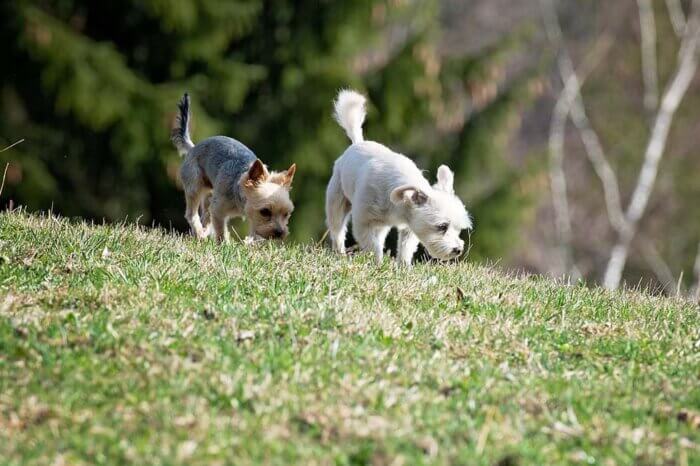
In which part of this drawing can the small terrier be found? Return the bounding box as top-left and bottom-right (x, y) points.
(326, 89), (472, 265)
(171, 93), (296, 242)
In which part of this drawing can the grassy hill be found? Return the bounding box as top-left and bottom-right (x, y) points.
(1, 211), (698, 465)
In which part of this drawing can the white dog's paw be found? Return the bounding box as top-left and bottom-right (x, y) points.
(345, 244), (361, 256)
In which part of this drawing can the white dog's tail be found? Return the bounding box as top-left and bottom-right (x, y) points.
(333, 89), (366, 144)
(171, 93), (195, 156)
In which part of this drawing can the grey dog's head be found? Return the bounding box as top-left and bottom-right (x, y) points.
(390, 165), (472, 260)
(240, 160), (296, 239)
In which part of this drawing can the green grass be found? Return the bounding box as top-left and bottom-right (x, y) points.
(1, 210), (698, 465)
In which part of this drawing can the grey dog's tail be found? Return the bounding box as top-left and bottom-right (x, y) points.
(171, 93), (194, 156)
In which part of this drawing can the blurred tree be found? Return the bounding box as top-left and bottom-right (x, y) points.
(1, 0), (540, 261)
(539, 0), (700, 292)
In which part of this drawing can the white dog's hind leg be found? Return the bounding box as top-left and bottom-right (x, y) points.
(326, 172), (351, 254)
(397, 228), (420, 266)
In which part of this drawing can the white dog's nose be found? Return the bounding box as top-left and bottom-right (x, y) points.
(452, 246), (463, 256)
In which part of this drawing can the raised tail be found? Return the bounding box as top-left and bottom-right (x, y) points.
(171, 93), (194, 156)
(333, 89), (366, 144)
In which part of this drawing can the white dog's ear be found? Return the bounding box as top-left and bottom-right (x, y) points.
(390, 185), (428, 206)
(434, 165), (454, 194)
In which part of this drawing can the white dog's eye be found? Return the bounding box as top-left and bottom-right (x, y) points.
(436, 222), (449, 234)
(260, 208), (272, 217)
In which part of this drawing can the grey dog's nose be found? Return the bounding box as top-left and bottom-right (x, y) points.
(452, 247), (463, 256)
(273, 228), (285, 238)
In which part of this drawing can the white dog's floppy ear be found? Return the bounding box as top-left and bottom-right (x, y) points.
(390, 185), (428, 206)
(435, 165), (454, 194)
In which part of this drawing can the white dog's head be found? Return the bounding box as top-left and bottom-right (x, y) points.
(390, 165), (472, 261)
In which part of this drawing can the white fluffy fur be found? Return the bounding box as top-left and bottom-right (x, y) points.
(326, 89), (472, 265)
(333, 90), (367, 144)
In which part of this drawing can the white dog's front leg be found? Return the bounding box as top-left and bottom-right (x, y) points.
(397, 228), (420, 266)
(372, 238), (385, 264)
(355, 223), (391, 265)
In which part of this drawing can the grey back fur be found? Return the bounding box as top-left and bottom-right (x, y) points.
(191, 136), (257, 210)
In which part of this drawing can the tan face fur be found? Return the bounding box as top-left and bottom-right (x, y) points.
(241, 160), (296, 239)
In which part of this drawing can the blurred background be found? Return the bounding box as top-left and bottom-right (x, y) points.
(2, 0), (699, 296)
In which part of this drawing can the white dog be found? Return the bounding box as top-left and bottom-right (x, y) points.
(326, 89), (473, 265)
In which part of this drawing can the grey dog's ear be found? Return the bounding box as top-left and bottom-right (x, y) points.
(390, 185), (428, 206)
(244, 159), (269, 188)
(434, 165), (454, 194)
(283, 163), (296, 187)
(268, 163), (296, 189)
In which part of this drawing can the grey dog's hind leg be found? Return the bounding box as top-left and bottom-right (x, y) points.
(184, 189), (209, 239)
(199, 194), (212, 236)
(180, 152), (211, 238)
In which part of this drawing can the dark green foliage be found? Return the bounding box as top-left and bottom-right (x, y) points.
(1, 0), (540, 261)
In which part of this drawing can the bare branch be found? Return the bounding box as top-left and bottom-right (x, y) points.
(563, 48), (629, 237)
(547, 35), (611, 279)
(0, 163), (8, 199)
(547, 108), (576, 278)
(604, 4), (700, 290)
(637, 0), (659, 115)
(0, 139), (24, 153)
(0, 140), (24, 199)
(541, 0), (627, 231)
(543, 0), (700, 291)
(628, 42), (698, 226)
(541, 0), (574, 277)
(666, 0), (687, 38)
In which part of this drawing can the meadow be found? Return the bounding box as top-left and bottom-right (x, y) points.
(1, 211), (698, 465)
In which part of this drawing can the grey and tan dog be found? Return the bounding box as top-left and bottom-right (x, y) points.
(171, 93), (296, 242)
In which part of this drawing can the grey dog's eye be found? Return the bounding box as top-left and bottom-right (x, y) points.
(437, 223), (449, 233)
(260, 208), (272, 217)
